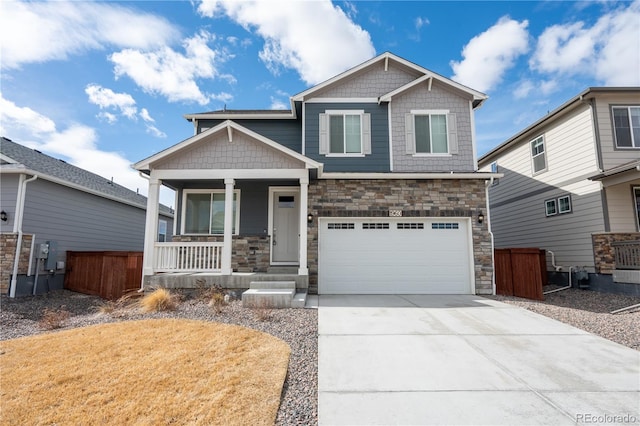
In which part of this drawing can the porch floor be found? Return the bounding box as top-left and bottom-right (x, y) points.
(145, 271), (309, 292)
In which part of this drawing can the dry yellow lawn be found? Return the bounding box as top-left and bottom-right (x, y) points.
(0, 319), (291, 425)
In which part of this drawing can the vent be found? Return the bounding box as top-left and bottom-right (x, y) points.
(362, 223), (390, 230)
(397, 223), (424, 230)
(432, 223), (459, 230)
(328, 223), (355, 230)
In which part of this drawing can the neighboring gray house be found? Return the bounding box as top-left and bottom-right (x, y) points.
(479, 87), (640, 294)
(135, 52), (500, 297)
(0, 137), (174, 297)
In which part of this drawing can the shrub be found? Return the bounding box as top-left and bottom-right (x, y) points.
(140, 288), (178, 313)
(208, 292), (227, 314)
(253, 299), (274, 322)
(39, 308), (71, 330)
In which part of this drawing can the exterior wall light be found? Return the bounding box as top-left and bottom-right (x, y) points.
(0, 210), (7, 222)
(307, 213), (314, 224)
(477, 211), (484, 224)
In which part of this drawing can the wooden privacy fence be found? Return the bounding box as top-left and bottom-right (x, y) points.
(64, 251), (143, 300)
(494, 248), (547, 300)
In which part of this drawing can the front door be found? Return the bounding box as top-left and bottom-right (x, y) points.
(271, 189), (300, 264)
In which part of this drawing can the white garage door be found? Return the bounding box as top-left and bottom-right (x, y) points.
(318, 218), (473, 294)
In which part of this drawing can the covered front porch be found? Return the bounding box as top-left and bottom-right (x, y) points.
(134, 120), (322, 293)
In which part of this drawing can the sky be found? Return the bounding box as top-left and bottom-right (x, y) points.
(1, 0), (639, 207)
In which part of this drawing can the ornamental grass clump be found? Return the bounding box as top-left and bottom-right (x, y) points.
(139, 288), (178, 312)
(38, 308), (71, 330)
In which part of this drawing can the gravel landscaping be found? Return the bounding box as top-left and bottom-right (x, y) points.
(486, 287), (640, 350)
(0, 290), (317, 426)
(2, 287), (638, 425)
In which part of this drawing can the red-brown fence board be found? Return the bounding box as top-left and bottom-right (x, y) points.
(494, 248), (546, 300)
(64, 251), (143, 300)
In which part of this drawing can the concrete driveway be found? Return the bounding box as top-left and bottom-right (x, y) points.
(317, 295), (640, 425)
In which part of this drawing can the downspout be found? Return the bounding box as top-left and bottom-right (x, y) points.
(10, 174), (38, 298)
(485, 177), (496, 295)
(543, 250), (572, 295)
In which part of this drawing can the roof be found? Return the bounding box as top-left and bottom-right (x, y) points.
(0, 137), (173, 216)
(479, 87), (640, 165)
(589, 159), (640, 181)
(134, 120), (323, 172)
(184, 52), (488, 121)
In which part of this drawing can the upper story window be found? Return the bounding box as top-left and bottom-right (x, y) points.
(490, 161), (499, 185)
(406, 110), (458, 155)
(319, 110), (371, 156)
(530, 135), (547, 174)
(182, 189), (240, 235)
(612, 106), (640, 149)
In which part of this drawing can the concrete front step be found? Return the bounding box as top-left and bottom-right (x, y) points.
(242, 281), (307, 308)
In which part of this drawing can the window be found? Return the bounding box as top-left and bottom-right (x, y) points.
(490, 161), (499, 185)
(183, 190), (240, 235)
(431, 223), (459, 230)
(545, 195), (572, 217)
(530, 135), (547, 174)
(319, 110), (371, 156)
(158, 220), (167, 242)
(558, 195), (572, 214)
(406, 111), (457, 155)
(545, 199), (557, 216)
(612, 106), (640, 148)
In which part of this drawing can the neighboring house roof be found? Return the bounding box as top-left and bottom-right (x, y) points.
(184, 109), (294, 120)
(134, 120), (323, 172)
(479, 87), (640, 165)
(0, 137), (173, 216)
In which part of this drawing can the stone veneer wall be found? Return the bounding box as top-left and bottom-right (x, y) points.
(592, 232), (640, 274)
(307, 179), (493, 295)
(0, 233), (34, 293)
(171, 234), (270, 273)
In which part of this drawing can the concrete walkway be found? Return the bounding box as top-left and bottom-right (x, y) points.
(317, 295), (640, 425)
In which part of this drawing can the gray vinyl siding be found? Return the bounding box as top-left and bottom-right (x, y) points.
(490, 179), (605, 269)
(20, 179), (172, 270)
(593, 94), (640, 170)
(198, 119), (302, 153)
(0, 174), (19, 233)
(605, 180), (640, 232)
(304, 102), (390, 172)
(175, 180), (298, 236)
(392, 82), (475, 172)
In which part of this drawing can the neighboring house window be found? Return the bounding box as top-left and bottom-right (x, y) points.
(634, 187), (640, 230)
(612, 106), (640, 148)
(319, 110), (371, 156)
(182, 190), (240, 235)
(490, 161), (499, 185)
(158, 220), (167, 242)
(530, 135), (547, 174)
(545, 195), (572, 217)
(406, 110), (458, 155)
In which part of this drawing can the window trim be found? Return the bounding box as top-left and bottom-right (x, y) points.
(611, 105), (640, 149)
(326, 109), (365, 156)
(545, 194), (572, 217)
(410, 109), (450, 155)
(490, 161), (499, 185)
(633, 186), (640, 231)
(158, 219), (168, 242)
(181, 189), (241, 235)
(530, 135), (547, 175)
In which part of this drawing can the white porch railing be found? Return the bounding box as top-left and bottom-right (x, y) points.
(153, 242), (223, 272)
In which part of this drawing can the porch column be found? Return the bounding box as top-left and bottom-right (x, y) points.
(298, 176), (309, 275)
(221, 178), (235, 275)
(141, 177), (161, 288)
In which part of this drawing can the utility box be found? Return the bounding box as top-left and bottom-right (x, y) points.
(44, 241), (58, 271)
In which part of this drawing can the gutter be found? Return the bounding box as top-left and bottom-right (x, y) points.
(485, 177), (496, 295)
(10, 174), (38, 298)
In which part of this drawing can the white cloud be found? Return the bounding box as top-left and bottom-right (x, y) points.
(110, 31), (226, 105)
(97, 112), (118, 124)
(513, 80), (534, 99)
(415, 17), (430, 29)
(530, 1), (640, 85)
(145, 124), (167, 139)
(0, 96), (57, 135)
(139, 108), (154, 123)
(450, 17), (529, 93)
(0, 93), (157, 200)
(0, 0), (179, 69)
(85, 84), (137, 119)
(198, 0), (375, 85)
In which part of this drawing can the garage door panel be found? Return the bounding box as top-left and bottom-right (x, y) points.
(319, 218), (472, 294)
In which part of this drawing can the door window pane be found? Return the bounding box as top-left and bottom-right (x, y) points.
(185, 193), (211, 234)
